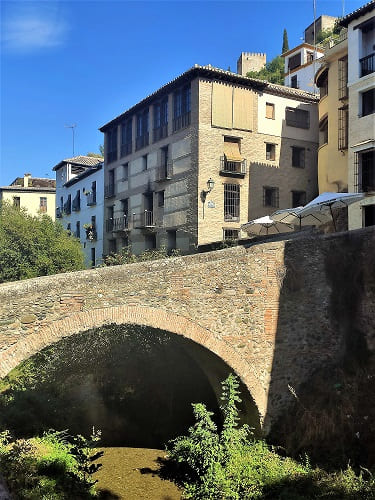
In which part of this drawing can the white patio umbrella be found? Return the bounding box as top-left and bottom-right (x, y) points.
(241, 215), (292, 236)
(298, 192), (365, 231)
(271, 206), (330, 230)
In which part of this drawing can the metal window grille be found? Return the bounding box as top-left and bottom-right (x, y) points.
(362, 150), (375, 193)
(354, 152), (360, 192)
(266, 144), (276, 161)
(224, 184), (240, 221)
(223, 229), (239, 240)
(338, 108), (348, 150)
(263, 186), (279, 208)
(338, 57), (348, 100)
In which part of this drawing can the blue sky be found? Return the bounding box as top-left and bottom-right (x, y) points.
(0, 0), (365, 186)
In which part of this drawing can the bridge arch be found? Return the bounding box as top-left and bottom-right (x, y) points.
(0, 304), (264, 418)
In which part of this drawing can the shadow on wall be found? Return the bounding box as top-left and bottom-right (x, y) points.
(264, 227), (375, 465)
(248, 101), (318, 223)
(0, 324), (260, 448)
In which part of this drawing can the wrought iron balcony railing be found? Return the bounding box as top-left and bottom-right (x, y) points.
(106, 216), (129, 232)
(56, 207), (63, 218)
(318, 29), (347, 51)
(104, 184), (115, 198)
(133, 210), (154, 228)
(86, 192), (97, 206)
(72, 195), (80, 211)
(63, 200), (71, 215)
(156, 161), (173, 182)
(220, 157), (247, 176)
(360, 53), (375, 77)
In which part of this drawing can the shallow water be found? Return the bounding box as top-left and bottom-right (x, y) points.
(95, 447), (182, 500)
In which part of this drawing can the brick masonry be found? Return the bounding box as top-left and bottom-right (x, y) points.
(0, 227), (374, 431)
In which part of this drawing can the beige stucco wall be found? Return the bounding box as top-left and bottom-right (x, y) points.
(346, 7), (375, 230)
(197, 78), (318, 245)
(347, 78), (375, 230)
(0, 190), (56, 220)
(317, 41), (348, 194)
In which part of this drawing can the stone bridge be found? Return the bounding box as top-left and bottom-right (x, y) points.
(0, 227), (374, 431)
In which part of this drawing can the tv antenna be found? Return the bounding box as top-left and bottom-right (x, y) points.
(65, 124), (76, 156)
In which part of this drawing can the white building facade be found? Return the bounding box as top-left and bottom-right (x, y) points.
(54, 156), (104, 267)
(283, 43), (324, 94)
(341, 2), (375, 229)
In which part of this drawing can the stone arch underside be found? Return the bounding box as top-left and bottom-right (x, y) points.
(0, 304), (265, 419)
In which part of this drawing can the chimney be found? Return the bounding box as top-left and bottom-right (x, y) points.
(23, 173), (32, 187)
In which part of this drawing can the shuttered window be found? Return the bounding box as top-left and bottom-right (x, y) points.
(266, 102), (275, 119)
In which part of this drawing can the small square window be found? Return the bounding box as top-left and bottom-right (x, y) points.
(263, 186), (279, 207)
(292, 190), (306, 208)
(266, 103), (275, 119)
(266, 143), (276, 161)
(223, 229), (239, 240)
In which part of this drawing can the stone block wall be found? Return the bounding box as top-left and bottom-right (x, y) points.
(0, 227), (373, 431)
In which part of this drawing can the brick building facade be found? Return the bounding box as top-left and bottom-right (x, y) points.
(100, 65), (318, 255)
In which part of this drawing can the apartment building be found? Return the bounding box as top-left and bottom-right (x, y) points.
(315, 28), (349, 193)
(0, 174), (56, 218)
(53, 155), (104, 267)
(283, 43), (324, 92)
(341, 1), (375, 229)
(100, 65), (318, 256)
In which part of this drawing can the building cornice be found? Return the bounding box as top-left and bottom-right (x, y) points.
(0, 186), (55, 193)
(99, 64), (318, 132)
(339, 0), (374, 27)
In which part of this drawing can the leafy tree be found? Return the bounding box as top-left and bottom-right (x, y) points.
(247, 55), (285, 85)
(282, 28), (289, 53)
(86, 152), (103, 159)
(0, 202), (85, 283)
(99, 144), (104, 156)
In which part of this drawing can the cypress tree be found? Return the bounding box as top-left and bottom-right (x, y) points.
(282, 28), (289, 53)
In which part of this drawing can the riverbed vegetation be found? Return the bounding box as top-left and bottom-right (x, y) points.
(165, 374), (375, 499)
(0, 429), (103, 499)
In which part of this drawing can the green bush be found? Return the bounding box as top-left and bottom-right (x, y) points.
(103, 244), (180, 266)
(0, 429), (103, 499)
(166, 374), (375, 499)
